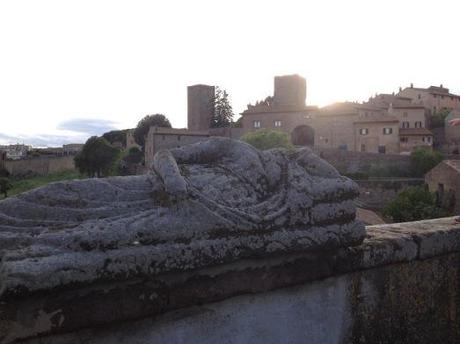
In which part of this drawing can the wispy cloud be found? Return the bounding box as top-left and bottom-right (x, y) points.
(0, 118), (120, 147)
(56, 118), (118, 136)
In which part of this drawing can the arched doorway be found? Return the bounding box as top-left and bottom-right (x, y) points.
(291, 125), (315, 146)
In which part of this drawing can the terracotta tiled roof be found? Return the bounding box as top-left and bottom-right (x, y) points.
(399, 128), (433, 136)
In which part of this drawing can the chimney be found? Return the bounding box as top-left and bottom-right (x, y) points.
(410, 83), (413, 88)
(440, 84), (443, 88)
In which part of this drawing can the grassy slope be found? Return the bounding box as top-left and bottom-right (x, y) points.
(1, 170), (84, 199)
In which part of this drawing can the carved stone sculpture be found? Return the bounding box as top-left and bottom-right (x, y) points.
(0, 138), (364, 297)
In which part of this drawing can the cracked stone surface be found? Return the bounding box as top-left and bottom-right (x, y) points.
(0, 137), (364, 297)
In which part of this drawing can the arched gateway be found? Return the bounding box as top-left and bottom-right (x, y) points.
(291, 125), (315, 146)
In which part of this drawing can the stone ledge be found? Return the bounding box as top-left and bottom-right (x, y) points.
(1, 217), (460, 343)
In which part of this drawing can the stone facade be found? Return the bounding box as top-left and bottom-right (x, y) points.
(144, 127), (210, 168)
(425, 160), (460, 213)
(398, 84), (460, 115)
(125, 129), (141, 150)
(187, 84), (215, 131)
(241, 77), (432, 154)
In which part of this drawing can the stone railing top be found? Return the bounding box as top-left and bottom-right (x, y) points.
(0, 138), (364, 298)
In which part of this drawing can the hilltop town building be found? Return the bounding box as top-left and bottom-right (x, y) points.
(398, 84), (460, 115)
(241, 76), (432, 154)
(0, 144), (31, 160)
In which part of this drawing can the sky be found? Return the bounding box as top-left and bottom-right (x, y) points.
(1, 0), (460, 147)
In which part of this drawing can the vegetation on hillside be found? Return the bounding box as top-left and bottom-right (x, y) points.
(0, 170), (83, 200)
(242, 130), (293, 150)
(102, 129), (129, 147)
(383, 186), (451, 222)
(410, 147), (443, 177)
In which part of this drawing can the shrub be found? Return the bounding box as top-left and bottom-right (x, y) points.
(241, 130), (293, 150)
(383, 186), (451, 222)
(410, 147), (443, 177)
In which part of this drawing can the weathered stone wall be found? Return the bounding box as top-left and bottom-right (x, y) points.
(356, 178), (424, 210)
(4, 156), (75, 176)
(314, 147), (413, 175)
(12, 218), (460, 344)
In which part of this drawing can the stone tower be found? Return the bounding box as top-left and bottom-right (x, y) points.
(273, 74), (307, 109)
(187, 84), (215, 131)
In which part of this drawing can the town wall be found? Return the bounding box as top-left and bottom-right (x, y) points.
(4, 156), (76, 176)
(314, 147), (412, 175)
(15, 218), (460, 344)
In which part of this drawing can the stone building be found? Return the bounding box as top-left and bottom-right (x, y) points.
(241, 76), (434, 154)
(397, 84), (460, 115)
(144, 127), (210, 167)
(187, 84), (215, 131)
(62, 144), (84, 155)
(367, 93), (433, 153)
(126, 129), (141, 150)
(425, 160), (460, 213)
(0, 144), (30, 160)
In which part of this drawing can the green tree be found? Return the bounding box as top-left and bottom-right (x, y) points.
(211, 87), (234, 128)
(410, 147), (443, 177)
(242, 130), (293, 150)
(383, 186), (451, 222)
(431, 108), (451, 128)
(0, 177), (12, 198)
(74, 136), (121, 178)
(134, 114), (171, 148)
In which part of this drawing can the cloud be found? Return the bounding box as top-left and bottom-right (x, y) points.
(0, 118), (121, 147)
(56, 118), (118, 136)
(0, 132), (87, 147)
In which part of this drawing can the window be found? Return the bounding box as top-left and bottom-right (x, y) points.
(177, 135), (181, 141)
(274, 120), (282, 127)
(418, 94), (421, 100)
(415, 121), (423, 128)
(359, 128), (369, 135)
(383, 128), (393, 135)
(403, 112), (408, 118)
(253, 120), (261, 128)
(400, 137), (408, 143)
(378, 145), (386, 154)
(339, 144), (348, 151)
(423, 136), (432, 143)
(360, 144), (366, 152)
(402, 121), (410, 129)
